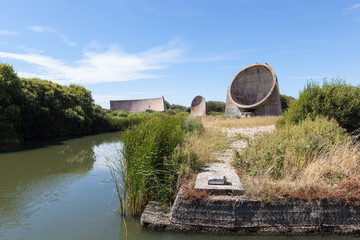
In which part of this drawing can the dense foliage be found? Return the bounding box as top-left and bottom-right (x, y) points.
(206, 101), (225, 114)
(0, 64), (113, 144)
(0, 64), (22, 144)
(110, 114), (203, 216)
(280, 94), (295, 112)
(164, 101), (190, 115)
(279, 79), (360, 133)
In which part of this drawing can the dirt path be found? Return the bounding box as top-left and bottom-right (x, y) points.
(216, 125), (275, 164)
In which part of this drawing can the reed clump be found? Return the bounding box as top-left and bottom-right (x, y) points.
(109, 114), (204, 216)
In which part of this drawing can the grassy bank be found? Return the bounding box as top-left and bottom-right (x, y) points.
(233, 116), (360, 204)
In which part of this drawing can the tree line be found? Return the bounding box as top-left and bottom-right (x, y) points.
(0, 64), (110, 145)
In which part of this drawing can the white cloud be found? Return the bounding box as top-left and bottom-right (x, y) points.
(0, 38), (183, 85)
(28, 25), (77, 46)
(0, 30), (18, 36)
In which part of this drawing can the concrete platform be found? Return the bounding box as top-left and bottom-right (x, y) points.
(194, 163), (244, 195)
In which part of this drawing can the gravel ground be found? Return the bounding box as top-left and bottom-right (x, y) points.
(217, 125), (275, 164)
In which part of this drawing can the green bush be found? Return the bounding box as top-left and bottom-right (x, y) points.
(207, 101), (225, 113)
(184, 117), (204, 134)
(235, 116), (348, 180)
(280, 94), (295, 112)
(279, 79), (360, 133)
(109, 109), (129, 118)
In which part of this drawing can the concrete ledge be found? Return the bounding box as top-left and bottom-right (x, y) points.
(141, 195), (360, 234)
(194, 163), (244, 195)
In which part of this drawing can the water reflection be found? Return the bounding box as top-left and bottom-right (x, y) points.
(0, 132), (121, 239)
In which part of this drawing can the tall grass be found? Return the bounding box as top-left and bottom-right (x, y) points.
(109, 114), (203, 216)
(235, 116), (348, 179)
(235, 116), (360, 202)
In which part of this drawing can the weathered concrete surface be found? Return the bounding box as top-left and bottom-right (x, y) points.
(225, 63), (282, 117)
(191, 95), (207, 116)
(194, 163), (244, 195)
(140, 201), (170, 230)
(141, 196), (360, 234)
(110, 96), (167, 112)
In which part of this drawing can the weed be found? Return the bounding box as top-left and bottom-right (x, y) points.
(181, 183), (211, 203)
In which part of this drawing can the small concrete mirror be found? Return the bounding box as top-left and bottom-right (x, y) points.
(208, 175), (226, 185)
(191, 95), (207, 116)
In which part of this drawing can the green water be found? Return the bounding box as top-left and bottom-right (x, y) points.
(0, 132), (359, 240)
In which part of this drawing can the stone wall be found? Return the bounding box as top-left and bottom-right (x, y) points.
(141, 195), (360, 234)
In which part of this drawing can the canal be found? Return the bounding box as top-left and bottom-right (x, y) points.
(0, 132), (358, 240)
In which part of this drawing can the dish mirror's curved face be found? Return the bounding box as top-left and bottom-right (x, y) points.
(230, 65), (275, 108)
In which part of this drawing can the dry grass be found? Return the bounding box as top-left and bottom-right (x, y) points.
(241, 139), (360, 203)
(299, 140), (360, 186)
(188, 127), (230, 164)
(201, 116), (279, 129)
(189, 115), (360, 204)
(188, 116), (278, 165)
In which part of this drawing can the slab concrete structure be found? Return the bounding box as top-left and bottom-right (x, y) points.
(194, 163), (244, 195)
(190, 95), (207, 116)
(225, 63), (282, 117)
(110, 96), (167, 112)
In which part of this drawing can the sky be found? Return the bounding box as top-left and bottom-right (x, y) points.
(1, 0), (360, 109)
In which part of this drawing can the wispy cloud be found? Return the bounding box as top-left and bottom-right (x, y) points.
(0, 30), (18, 36)
(28, 25), (77, 46)
(344, 3), (360, 21)
(345, 3), (360, 13)
(0, 37), (183, 84)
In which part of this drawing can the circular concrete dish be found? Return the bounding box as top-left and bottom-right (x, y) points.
(229, 63), (277, 109)
(191, 95), (206, 116)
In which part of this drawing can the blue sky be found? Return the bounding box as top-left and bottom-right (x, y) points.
(1, 0), (360, 108)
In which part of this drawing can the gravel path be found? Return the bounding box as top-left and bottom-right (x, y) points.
(216, 125), (275, 164)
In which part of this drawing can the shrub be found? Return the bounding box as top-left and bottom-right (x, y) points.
(109, 109), (129, 118)
(280, 94), (295, 112)
(184, 117), (204, 134)
(280, 79), (360, 133)
(206, 101), (225, 113)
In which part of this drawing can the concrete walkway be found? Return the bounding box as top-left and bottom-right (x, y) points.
(194, 162), (244, 195)
(194, 125), (275, 196)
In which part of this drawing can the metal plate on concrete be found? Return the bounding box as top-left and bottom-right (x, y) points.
(195, 163), (244, 195)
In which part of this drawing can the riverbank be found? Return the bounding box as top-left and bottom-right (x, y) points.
(141, 117), (360, 234)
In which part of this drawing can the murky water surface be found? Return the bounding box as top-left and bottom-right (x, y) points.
(1, 132), (359, 240)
